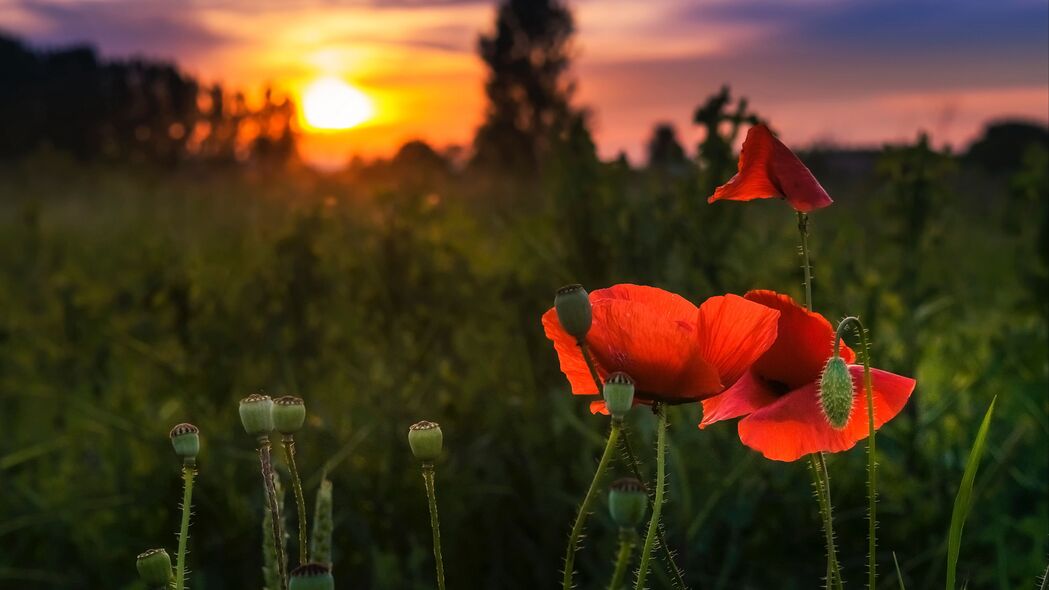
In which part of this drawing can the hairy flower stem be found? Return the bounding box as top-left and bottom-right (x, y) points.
(798, 209), (843, 589)
(634, 404), (667, 590)
(563, 419), (621, 590)
(281, 434), (309, 566)
(421, 463), (446, 590)
(609, 529), (637, 590)
(259, 436), (288, 590)
(175, 460), (196, 590)
(797, 211), (814, 312)
(810, 453), (844, 589)
(576, 339), (686, 589)
(835, 316), (878, 589)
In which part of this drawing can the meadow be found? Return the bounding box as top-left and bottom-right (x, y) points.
(0, 114), (1046, 589)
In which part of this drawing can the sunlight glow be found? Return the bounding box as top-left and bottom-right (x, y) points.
(301, 77), (375, 131)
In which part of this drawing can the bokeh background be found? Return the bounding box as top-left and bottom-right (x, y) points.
(1, 1), (1047, 589)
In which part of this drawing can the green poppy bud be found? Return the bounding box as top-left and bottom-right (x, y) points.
(819, 356), (854, 430)
(289, 563), (334, 590)
(169, 423), (200, 460)
(239, 393), (274, 436)
(408, 420), (443, 462)
(608, 477), (647, 529)
(603, 372), (635, 419)
(135, 548), (173, 586)
(273, 395), (306, 435)
(554, 284), (592, 340)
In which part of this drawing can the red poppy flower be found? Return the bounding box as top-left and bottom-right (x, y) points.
(708, 124), (833, 212)
(700, 290), (915, 462)
(542, 284), (780, 413)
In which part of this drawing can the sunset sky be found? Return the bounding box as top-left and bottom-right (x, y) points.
(3, 0), (1048, 166)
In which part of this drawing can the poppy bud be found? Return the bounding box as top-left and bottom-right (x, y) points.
(608, 477), (647, 529)
(554, 284), (592, 340)
(819, 356), (854, 430)
(273, 395), (306, 435)
(408, 420), (443, 462)
(603, 372), (635, 419)
(169, 423), (200, 460)
(135, 548), (173, 586)
(239, 393), (274, 436)
(289, 563), (334, 590)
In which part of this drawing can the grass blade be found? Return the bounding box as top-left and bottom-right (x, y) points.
(893, 551), (906, 590)
(945, 396), (997, 590)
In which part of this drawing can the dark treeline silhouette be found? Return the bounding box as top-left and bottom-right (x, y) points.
(0, 34), (295, 165)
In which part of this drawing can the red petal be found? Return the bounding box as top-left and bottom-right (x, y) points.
(709, 125), (781, 205)
(744, 290), (855, 389)
(708, 125), (832, 212)
(542, 307), (601, 396)
(699, 371), (778, 429)
(696, 294), (781, 388)
(587, 289), (722, 402)
(590, 400), (610, 415)
(737, 366), (916, 462)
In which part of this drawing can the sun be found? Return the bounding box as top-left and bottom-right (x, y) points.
(300, 77), (375, 131)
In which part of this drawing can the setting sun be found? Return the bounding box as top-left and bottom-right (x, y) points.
(301, 77), (375, 131)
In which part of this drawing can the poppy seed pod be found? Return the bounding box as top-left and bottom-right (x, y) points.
(408, 420), (443, 462)
(554, 284), (592, 340)
(819, 356), (854, 430)
(289, 563), (335, 590)
(273, 396), (306, 435)
(603, 372), (635, 419)
(169, 423), (200, 460)
(135, 548), (173, 586)
(239, 394), (274, 436)
(608, 477), (648, 529)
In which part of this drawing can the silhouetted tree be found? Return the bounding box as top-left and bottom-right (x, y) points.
(472, 0), (578, 175)
(646, 123), (688, 173)
(965, 120), (1049, 175)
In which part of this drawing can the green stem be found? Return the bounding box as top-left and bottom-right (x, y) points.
(634, 404), (667, 590)
(797, 211), (813, 311)
(282, 435), (309, 566)
(577, 341), (687, 589)
(175, 461), (195, 590)
(809, 454), (843, 589)
(422, 463), (446, 590)
(608, 528), (637, 590)
(835, 316), (877, 589)
(563, 419), (622, 590)
(259, 437), (288, 590)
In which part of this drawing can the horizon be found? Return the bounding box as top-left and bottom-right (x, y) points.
(3, 0), (1048, 168)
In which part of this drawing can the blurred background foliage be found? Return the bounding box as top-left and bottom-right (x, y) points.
(1, 1), (1047, 589)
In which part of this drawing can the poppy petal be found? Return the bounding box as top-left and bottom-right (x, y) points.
(769, 133), (834, 212)
(708, 125), (832, 212)
(590, 400), (610, 415)
(588, 292), (722, 401)
(709, 124), (781, 205)
(699, 370), (778, 429)
(696, 294), (781, 387)
(737, 366), (916, 462)
(542, 307), (601, 396)
(744, 290), (855, 389)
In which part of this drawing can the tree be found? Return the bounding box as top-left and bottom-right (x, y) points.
(472, 0), (579, 175)
(645, 123), (688, 173)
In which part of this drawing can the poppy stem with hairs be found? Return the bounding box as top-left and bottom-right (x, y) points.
(421, 463), (446, 590)
(608, 528), (637, 590)
(563, 419), (622, 590)
(576, 339), (687, 589)
(835, 316), (878, 589)
(634, 403), (667, 590)
(175, 460), (195, 590)
(798, 209), (844, 590)
(281, 435), (309, 566)
(259, 437), (289, 590)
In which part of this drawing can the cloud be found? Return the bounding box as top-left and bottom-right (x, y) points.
(13, 0), (229, 61)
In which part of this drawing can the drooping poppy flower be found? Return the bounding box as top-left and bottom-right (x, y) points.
(542, 284), (781, 413)
(708, 124), (833, 212)
(700, 290), (915, 462)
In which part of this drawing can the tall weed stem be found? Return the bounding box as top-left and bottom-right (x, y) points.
(563, 419), (621, 590)
(634, 404), (667, 590)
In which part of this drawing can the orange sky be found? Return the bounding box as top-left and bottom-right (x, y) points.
(4, 0), (1048, 167)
